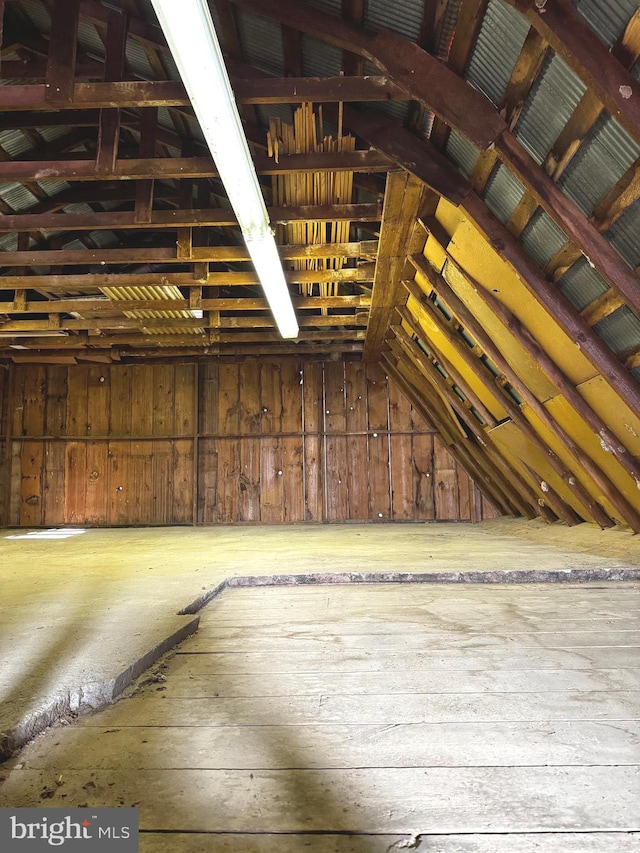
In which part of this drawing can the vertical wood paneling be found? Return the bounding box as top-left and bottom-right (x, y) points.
(5, 360), (498, 527)
(87, 367), (110, 436)
(368, 433), (391, 520)
(302, 362), (323, 522)
(43, 441), (65, 525)
(20, 440), (43, 526)
(390, 434), (415, 520)
(110, 367), (132, 437)
(434, 437), (460, 520)
(84, 441), (109, 525)
(151, 364), (174, 436)
(44, 367), (67, 436)
(21, 367), (45, 438)
(174, 363), (195, 435)
(132, 366), (154, 436)
(413, 433), (435, 519)
(238, 362), (260, 435)
(64, 441), (86, 524)
(239, 436), (260, 522)
(324, 361), (349, 521)
(198, 437), (217, 523)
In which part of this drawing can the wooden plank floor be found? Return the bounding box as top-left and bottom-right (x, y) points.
(1, 582), (639, 851)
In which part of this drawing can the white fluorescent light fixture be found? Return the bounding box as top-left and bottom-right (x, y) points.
(151, 0), (299, 339)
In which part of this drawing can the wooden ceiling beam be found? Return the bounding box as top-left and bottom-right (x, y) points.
(0, 240), (377, 266)
(363, 170), (427, 361)
(0, 295), (371, 312)
(504, 0), (640, 147)
(0, 151), (392, 182)
(0, 76), (409, 111)
(0, 202), (381, 232)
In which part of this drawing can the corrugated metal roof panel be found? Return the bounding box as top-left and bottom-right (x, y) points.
(445, 131), (480, 179)
(513, 55), (586, 165)
(556, 257), (610, 312)
(256, 103), (294, 128)
(575, 0), (638, 48)
(125, 40), (155, 80)
(593, 305), (640, 355)
(302, 34), (343, 78)
(482, 163), (526, 224)
(559, 113), (640, 215)
(38, 126), (73, 145)
(465, 0), (530, 107)
(238, 9), (285, 77)
(605, 198), (640, 268)
(43, 181), (71, 198)
(519, 209), (568, 267)
(76, 20), (105, 57)
(0, 182), (39, 210)
(19, 0), (51, 34)
(365, 0), (423, 40)
(0, 129), (32, 158)
(437, 0), (462, 61)
(369, 99), (410, 124)
(304, 0), (342, 14)
(0, 233), (17, 252)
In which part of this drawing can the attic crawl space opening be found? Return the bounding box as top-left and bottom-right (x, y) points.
(0, 0), (639, 529)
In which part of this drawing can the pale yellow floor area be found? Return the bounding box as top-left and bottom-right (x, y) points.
(1, 518), (640, 757)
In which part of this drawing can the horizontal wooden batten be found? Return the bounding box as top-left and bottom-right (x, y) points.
(0, 241), (377, 266)
(0, 203), (383, 232)
(0, 152), (393, 182)
(0, 296), (371, 312)
(0, 77), (409, 109)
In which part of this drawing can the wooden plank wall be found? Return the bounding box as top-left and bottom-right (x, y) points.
(0, 365), (8, 526)
(4, 360), (499, 526)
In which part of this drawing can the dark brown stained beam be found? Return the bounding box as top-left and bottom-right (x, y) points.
(408, 260), (639, 530)
(96, 7), (127, 176)
(1, 58), (105, 78)
(339, 105), (471, 205)
(505, 0), (640, 147)
(495, 131), (640, 318)
(518, 460), (583, 527)
(341, 0), (365, 76)
(45, 0), (81, 104)
(0, 151), (393, 181)
(0, 110), (98, 131)
(0, 203), (382, 232)
(461, 191), (640, 420)
(227, 0), (506, 148)
(364, 171), (427, 361)
(0, 240), (376, 266)
(234, 75), (407, 102)
(0, 76), (411, 110)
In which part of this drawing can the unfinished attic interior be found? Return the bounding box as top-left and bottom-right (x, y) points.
(1, 0), (640, 848)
